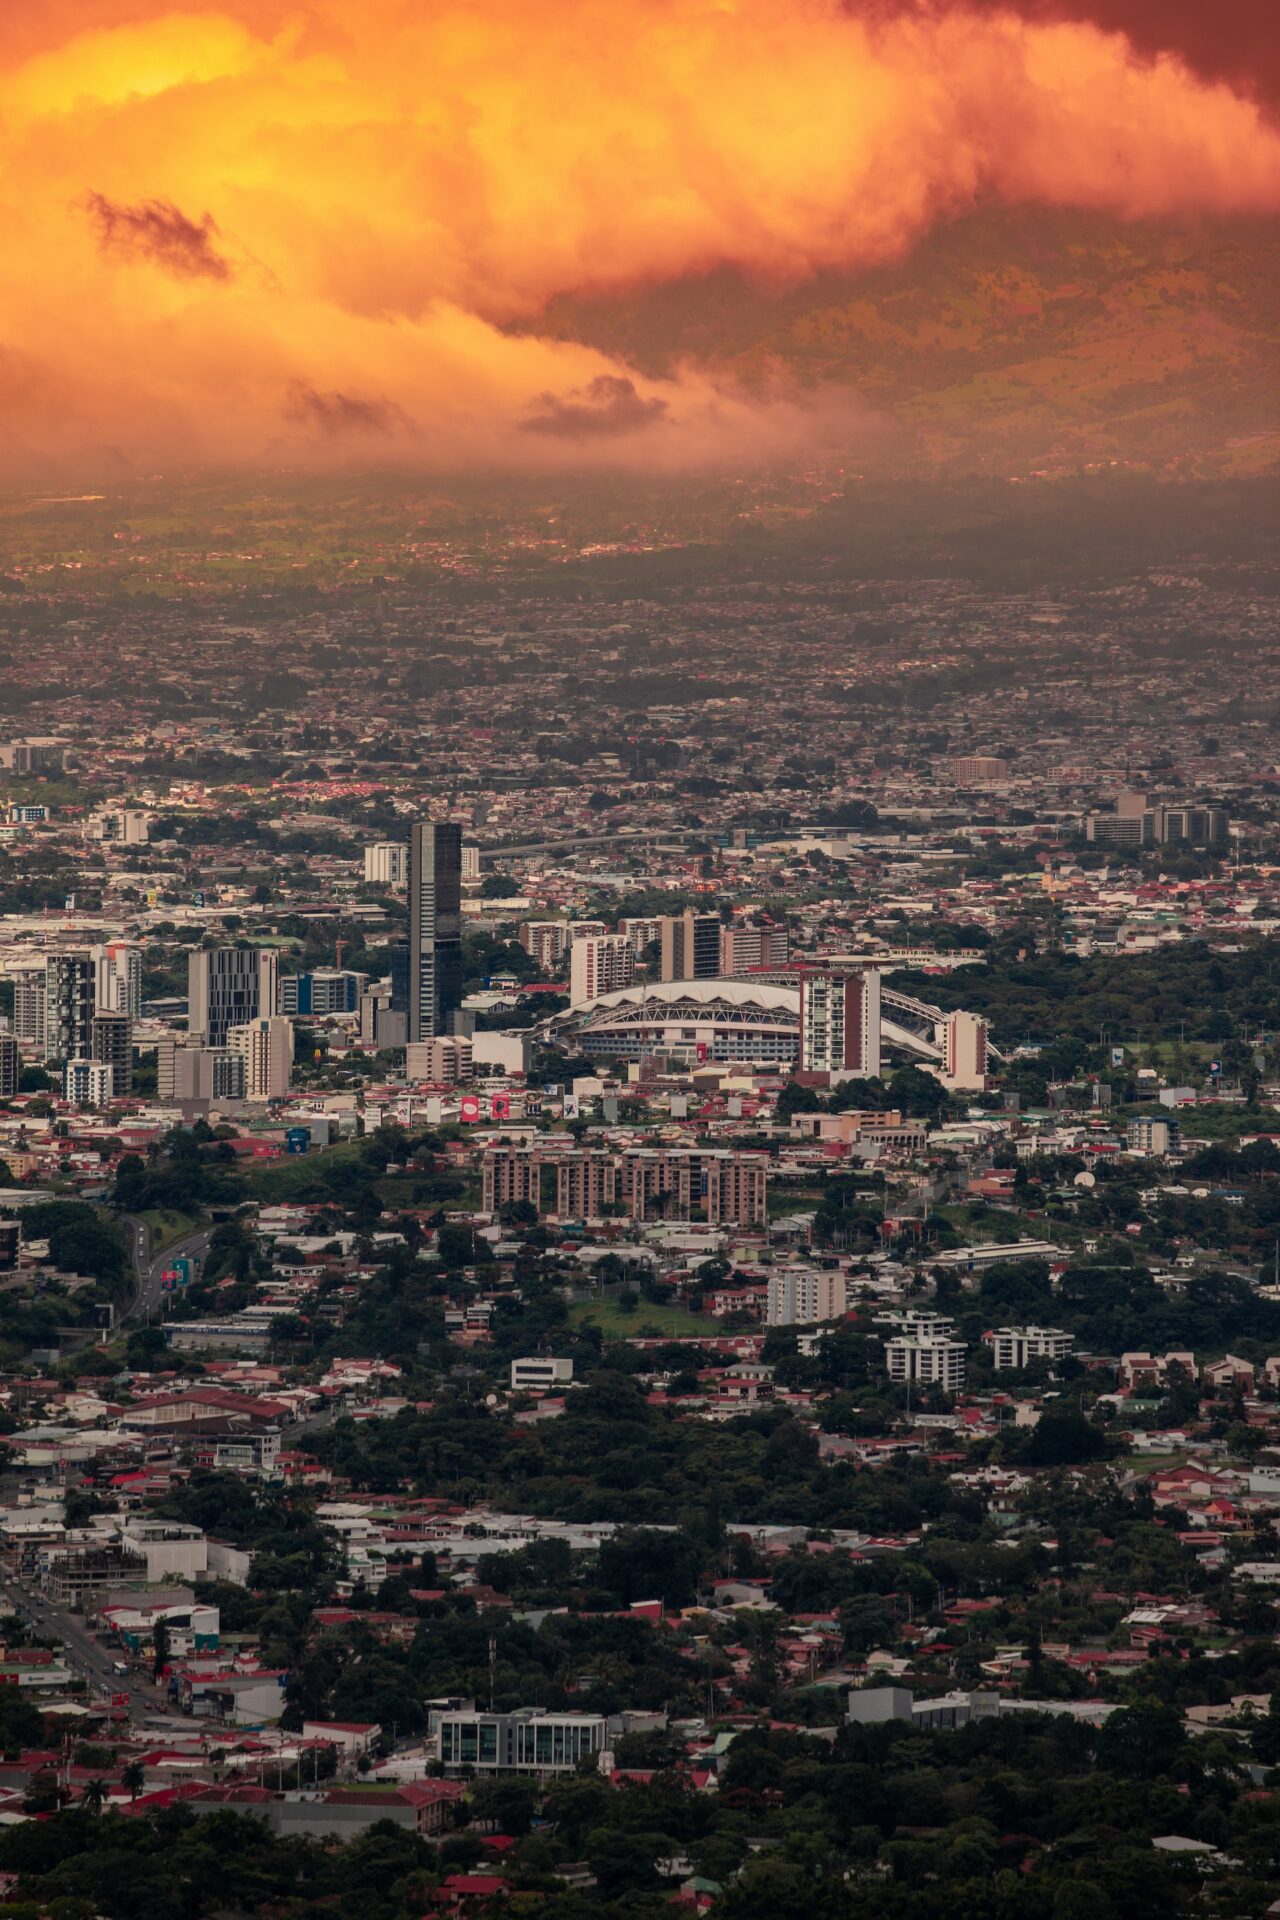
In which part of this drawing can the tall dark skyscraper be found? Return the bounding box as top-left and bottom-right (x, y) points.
(408, 821), (463, 1043)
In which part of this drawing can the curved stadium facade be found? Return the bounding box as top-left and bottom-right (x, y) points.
(545, 979), (802, 1065)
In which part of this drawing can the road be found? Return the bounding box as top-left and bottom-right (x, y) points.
(2, 1573), (173, 1721)
(121, 1216), (213, 1326)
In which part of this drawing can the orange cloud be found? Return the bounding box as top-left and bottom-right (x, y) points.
(1, 0), (1279, 474)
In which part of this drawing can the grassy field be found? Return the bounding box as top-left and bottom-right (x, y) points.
(142, 1207), (201, 1253)
(569, 1298), (707, 1340)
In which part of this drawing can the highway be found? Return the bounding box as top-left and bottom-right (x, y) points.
(121, 1216), (213, 1326)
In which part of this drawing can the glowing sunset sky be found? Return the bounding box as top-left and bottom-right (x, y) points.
(3, 0), (1279, 475)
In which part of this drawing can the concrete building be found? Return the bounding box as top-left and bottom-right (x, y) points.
(1086, 791), (1228, 848)
(510, 1357), (574, 1393)
(939, 1010), (988, 1091)
(120, 1520), (208, 1583)
(189, 947), (279, 1049)
(721, 921), (790, 972)
(280, 970), (365, 1016)
(11, 967), (46, 1048)
(0, 1034), (18, 1099)
(93, 942), (142, 1018)
(91, 1010), (132, 1096)
(799, 968), (881, 1078)
(484, 1145), (767, 1227)
(157, 1037), (246, 1105)
(408, 820), (463, 1043)
(88, 807), (149, 845)
(363, 841), (407, 887)
(983, 1326), (1074, 1370)
(885, 1334), (967, 1393)
(618, 915), (661, 955)
(406, 1036), (473, 1083)
(569, 933), (635, 1008)
(64, 1057), (113, 1109)
(227, 1016), (294, 1102)
(520, 919), (575, 969)
(766, 1269), (848, 1327)
(659, 911), (722, 982)
(43, 952), (95, 1064)
(1128, 1115), (1181, 1155)
(461, 842), (481, 881)
(949, 756), (1009, 784)
(436, 1706), (607, 1775)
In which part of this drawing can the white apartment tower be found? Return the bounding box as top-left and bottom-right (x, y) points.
(799, 969), (881, 1078)
(940, 1011), (988, 1091)
(569, 935), (635, 1008)
(226, 1016), (294, 1102)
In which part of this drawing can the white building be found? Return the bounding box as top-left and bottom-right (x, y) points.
(226, 1015), (294, 1101)
(938, 1011), (988, 1091)
(983, 1326), (1074, 1370)
(436, 1706), (606, 1774)
(569, 934), (635, 1008)
(1128, 1116), (1181, 1155)
(799, 969), (881, 1078)
(65, 1058), (113, 1109)
(885, 1335), (967, 1392)
(120, 1520), (208, 1583)
(406, 1036), (473, 1084)
(11, 967), (46, 1047)
(510, 1357), (574, 1393)
(87, 808), (150, 846)
(461, 843), (481, 881)
(93, 942), (143, 1018)
(363, 842), (407, 887)
(766, 1269), (848, 1327)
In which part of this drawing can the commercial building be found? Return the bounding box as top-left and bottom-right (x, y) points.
(885, 1334), (967, 1393)
(1128, 1115), (1181, 1155)
(280, 970), (365, 1016)
(766, 1269), (848, 1327)
(436, 1706), (607, 1775)
(157, 1037), (246, 1105)
(939, 1011), (988, 1091)
(43, 952), (95, 1063)
(510, 1357), (574, 1393)
(0, 739), (65, 775)
(91, 1010), (133, 1096)
(227, 1016), (294, 1102)
(93, 942), (142, 1018)
(408, 820), (463, 1043)
(363, 841), (407, 887)
(659, 911), (722, 982)
(189, 947), (280, 1049)
(1085, 790), (1229, 848)
(799, 968), (881, 1078)
(87, 807), (150, 845)
(983, 1326), (1074, 1370)
(569, 933), (635, 1008)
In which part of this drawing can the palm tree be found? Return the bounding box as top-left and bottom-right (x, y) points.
(121, 1761), (146, 1804)
(82, 1777), (108, 1816)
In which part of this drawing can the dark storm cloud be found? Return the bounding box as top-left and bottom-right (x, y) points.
(521, 375), (670, 440)
(82, 193), (232, 279)
(283, 380), (408, 435)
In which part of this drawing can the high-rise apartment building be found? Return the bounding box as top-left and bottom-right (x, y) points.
(280, 970), (366, 1016)
(766, 1269), (848, 1327)
(983, 1327), (1074, 1370)
(799, 969), (881, 1078)
(520, 920), (576, 970)
(43, 953), (95, 1064)
(659, 911), (721, 982)
(408, 820), (463, 1043)
(720, 921), (790, 972)
(157, 1037), (246, 1105)
(949, 756), (1008, 784)
(0, 1034), (18, 1098)
(91, 1011), (133, 1097)
(188, 947), (279, 1049)
(11, 968), (46, 1048)
(406, 1036), (473, 1084)
(461, 843), (481, 881)
(569, 934), (634, 1008)
(64, 1058), (114, 1109)
(226, 1016), (294, 1102)
(618, 916), (662, 956)
(940, 1011), (988, 1091)
(363, 842), (408, 887)
(93, 942), (142, 1018)
(885, 1335), (967, 1392)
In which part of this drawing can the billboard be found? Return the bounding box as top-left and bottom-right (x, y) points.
(489, 1093), (511, 1121)
(459, 1094), (481, 1123)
